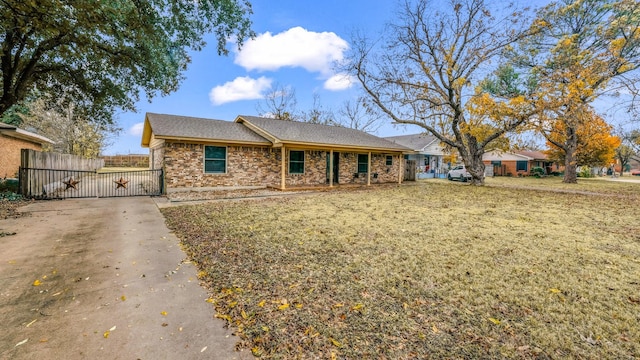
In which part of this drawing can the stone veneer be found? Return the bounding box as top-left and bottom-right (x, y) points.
(160, 141), (403, 189)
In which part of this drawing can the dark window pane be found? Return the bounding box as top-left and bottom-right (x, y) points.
(290, 162), (304, 174)
(386, 156), (393, 166)
(205, 160), (225, 173)
(516, 161), (528, 171)
(290, 150), (304, 161)
(358, 154), (368, 173)
(205, 146), (226, 159)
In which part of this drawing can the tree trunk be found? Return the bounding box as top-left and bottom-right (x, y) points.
(461, 135), (485, 185)
(562, 126), (578, 183)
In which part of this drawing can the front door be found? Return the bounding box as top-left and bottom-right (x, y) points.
(326, 152), (339, 184)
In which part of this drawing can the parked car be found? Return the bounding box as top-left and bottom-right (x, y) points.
(447, 165), (472, 182)
(631, 169), (640, 176)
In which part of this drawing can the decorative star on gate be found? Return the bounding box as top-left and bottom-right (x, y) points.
(114, 177), (129, 189)
(63, 177), (80, 190)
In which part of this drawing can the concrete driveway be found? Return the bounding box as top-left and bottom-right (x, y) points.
(0, 197), (249, 360)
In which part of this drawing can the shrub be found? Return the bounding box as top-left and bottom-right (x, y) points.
(578, 167), (594, 178)
(0, 178), (18, 193)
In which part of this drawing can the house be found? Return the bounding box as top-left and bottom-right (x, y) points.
(482, 150), (559, 176)
(0, 123), (54, 178)
(141, 113), (413, 190)
(384, 134), (446, 176)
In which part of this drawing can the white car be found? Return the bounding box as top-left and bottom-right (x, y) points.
(447, 165), (472, 182)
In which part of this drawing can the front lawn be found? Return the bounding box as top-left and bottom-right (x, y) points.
(162, 182), (640, 359)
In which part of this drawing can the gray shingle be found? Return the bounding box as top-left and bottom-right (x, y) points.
(146, 113), (270, 144)
(238, 115), (411, 151)
(383, 133), (437, 151)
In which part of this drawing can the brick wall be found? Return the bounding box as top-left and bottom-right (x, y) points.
(162, 141), (403, 189)
(0, 135), (42, 178)
(163, 142), (279, 188)
(101, 155), (149, 168)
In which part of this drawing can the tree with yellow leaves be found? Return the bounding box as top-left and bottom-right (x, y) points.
(503, 0), (640, 183)
(346, 0), (539, 185)
(544, 112), (621, 167)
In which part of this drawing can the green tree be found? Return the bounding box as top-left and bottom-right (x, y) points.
(0, 0), (254, 126)
(347, 0), (538, 185)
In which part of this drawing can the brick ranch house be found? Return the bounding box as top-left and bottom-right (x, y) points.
(0, 123), (53, 178)
(482, 150), (560, 176)
(141, 113), (413, 191)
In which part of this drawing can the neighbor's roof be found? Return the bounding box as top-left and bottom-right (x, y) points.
(0, 122), (54, 145)
(141, 113), (271, 147)
(383, 133), (438, 151)
(236, 115), (411, 152)
(515, 150), (548, 160)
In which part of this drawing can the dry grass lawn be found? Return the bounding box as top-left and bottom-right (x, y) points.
(162, 179), (640, 359)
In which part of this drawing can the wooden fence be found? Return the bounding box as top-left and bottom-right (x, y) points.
(101, 154), (149, 168)
(21, 149), (104, 171)
(19, 149), (104, 196)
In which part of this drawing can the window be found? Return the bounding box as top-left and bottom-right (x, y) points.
(358, 154), (369, 173)
(289, 150), (304, 174)
(204, 146), (226, 173)
(386, 155), (393, 166)
(516, 160), (528, 172)
(491, 161), (502, 166)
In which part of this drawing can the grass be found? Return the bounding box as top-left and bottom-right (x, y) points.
(162, 180), (640, 359)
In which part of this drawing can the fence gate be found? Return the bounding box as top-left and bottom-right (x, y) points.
(404, 160), (416, 181)
(19, 168), (163, 199)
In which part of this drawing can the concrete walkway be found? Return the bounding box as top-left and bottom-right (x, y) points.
(0, 197), (249, 360)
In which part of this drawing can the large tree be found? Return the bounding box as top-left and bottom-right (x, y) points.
(506, 0), (640, 183)
(347, 0), (538, 185)
(0, 0), (253, 125)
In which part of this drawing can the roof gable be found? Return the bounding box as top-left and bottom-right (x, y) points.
(236, 115), (411, 152)
(383, 133), (438, 152)
(141, 113), (271, 147)
(483, 150), (533, 161)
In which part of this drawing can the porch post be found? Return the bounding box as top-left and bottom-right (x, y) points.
(329, 149), (334, 187)
(367, 152), (371, 186)
(281, 145), (286, 190)
(398, 154), (402, 184)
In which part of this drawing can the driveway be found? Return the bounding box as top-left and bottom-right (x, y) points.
(0, 197), (249, 360)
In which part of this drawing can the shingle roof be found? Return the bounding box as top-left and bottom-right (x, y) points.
(383, 133), (437, 151)
(0, 122), (54, 144)
(237, 115), (411, 152)
(142, 113), (271, 146)
(515, 150), (548, 160)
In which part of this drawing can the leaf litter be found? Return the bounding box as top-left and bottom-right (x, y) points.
(162, 180), (640, 359)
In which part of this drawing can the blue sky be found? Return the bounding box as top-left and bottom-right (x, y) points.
(108, 0), (561, 155)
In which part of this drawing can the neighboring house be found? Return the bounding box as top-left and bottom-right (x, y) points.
(141, 113), (413, 190)
(482, 150), (559, 176)
(0, 123), (54, 178)
(384, 134), (446, 175)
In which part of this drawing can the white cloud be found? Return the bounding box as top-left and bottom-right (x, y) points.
(234, 27), (349, 76)
(324, 73), (355, 91)
(129, 122), (144, 136)
(209, 76), (272, 105)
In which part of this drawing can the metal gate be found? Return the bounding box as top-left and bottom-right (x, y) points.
(19, 168), (163, 199)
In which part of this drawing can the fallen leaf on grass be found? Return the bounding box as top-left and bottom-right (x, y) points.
(549, 288), (561, 293)
(15, 338), (28, 347)
(351, 303), (363, 311)
(257, 300), (266, 307)
(120, 295), (126, 301)
(278, 303), (289, 311)
(103, 331), (110, 338)
(32, 280), (42, 286)
(330, 337), (342, 347)
(432, 325), (439, 333)
(162, 323), (168, 327)
(160, 311), (167, 316)
(489, 318), (501, 325)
